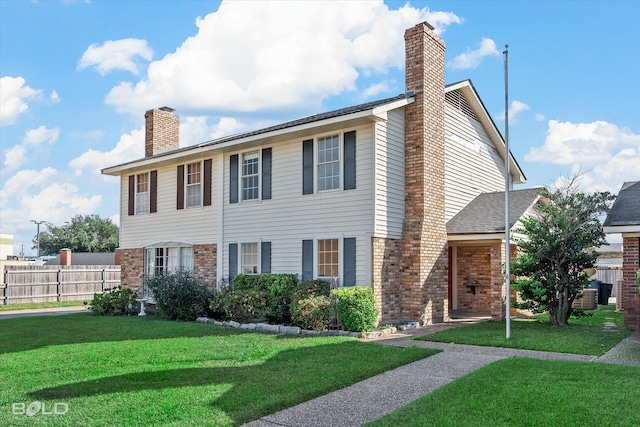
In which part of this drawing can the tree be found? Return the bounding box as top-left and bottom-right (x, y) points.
(511, 176), (614, 326)
(33, 215), (119, 255)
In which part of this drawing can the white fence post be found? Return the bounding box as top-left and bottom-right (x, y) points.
(2, 269), (8, 305)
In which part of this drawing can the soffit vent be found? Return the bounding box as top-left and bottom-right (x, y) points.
(445, 90), (479, 122)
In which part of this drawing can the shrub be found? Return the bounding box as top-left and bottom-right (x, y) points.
(219, 289), (268, 322)
(233, 273), (298, 323)
(86, 286), (137, 316)
(291, 295), (334, 330)
(146, 270), (212, 321)
(331, 286), (379, 332)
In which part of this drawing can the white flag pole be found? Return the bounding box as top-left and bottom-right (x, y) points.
(504, 44), (511, 339)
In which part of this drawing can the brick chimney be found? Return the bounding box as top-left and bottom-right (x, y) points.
(399, 22), (449, 324)
(144, 107), (179, 157)
(60, 248), (72, 266)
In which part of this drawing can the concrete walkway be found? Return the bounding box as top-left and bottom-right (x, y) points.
(244, 328), (639, 427)
(0, 305), (88, 319)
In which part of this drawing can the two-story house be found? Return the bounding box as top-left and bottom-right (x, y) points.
(102, 22), (533, 325)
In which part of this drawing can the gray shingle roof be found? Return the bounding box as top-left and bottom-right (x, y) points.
(604, 181), (640, 227)
(446, 188), (542, 235)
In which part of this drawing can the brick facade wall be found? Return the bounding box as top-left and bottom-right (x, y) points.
(193, 243), (217, 290)
(372, 237), (402, 323)
(622, 236), (640, 330)
(456, 245), (492, 314)
(397, 22), (449, 324)
(120, 248), (144, 296)
(145, 108), (179, 157)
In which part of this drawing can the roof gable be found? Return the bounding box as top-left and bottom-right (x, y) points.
(445, 80), (526, 184)
(446, 187), (542, 235)
(604, 181), (640, 227)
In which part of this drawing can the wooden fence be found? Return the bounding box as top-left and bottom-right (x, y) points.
(595, 267), (622, 296)
(2, 265), (120, 304)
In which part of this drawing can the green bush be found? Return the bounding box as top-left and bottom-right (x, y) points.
(218, 289), (268, 322)
(291, 295), (334, 330)
(233, 273), (298, 323)
(331, 286), (379, 332)
(86, 286), (137, 316)
(146, 270), (212, 321)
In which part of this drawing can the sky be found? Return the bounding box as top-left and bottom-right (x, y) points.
(1, 0), (639, 255)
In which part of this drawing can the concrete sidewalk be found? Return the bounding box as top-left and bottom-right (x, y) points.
(244, 329), (638, 427)
(0, 305), (88, 319)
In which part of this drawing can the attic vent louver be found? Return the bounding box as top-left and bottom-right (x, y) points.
(445, 90), (479, 122)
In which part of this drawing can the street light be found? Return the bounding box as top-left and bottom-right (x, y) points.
(31, 220), (45, 258)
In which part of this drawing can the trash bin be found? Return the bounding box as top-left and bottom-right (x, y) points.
(598, 282), (613, 305)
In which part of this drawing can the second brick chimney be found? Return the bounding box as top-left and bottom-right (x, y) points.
(60, 248), (72, 266)
(145, 107), (179, 157)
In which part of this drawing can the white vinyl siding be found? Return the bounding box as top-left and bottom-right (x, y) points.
(222, 124), (375, 285)
(373, 108), (405, 238)
(119, 160), (217, 249)
(444, 101), (507, 222)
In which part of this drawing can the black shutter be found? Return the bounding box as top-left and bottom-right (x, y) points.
(302, 239), (313, 281)
(262, 148), (272, 200)
(128, 175), (135, 216)
(177, 165), (185, 210)
(203, 159), (212, 206)
(344, 131), (356, 190)
(261, 241), (271, 273)
(343, 237), (356, 286)
(230, 154), (238, 203)
(229, 243), (238, 285)
(150, 170), (158, 213)
(302, 139), (314, 195)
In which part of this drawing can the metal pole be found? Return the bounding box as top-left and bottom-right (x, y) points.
(504, 45), (511, 339)
(31, 220), (45, 258)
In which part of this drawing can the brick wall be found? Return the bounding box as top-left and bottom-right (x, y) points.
(372, 237), (402, 323)
(120, 248), (144, 295)
(455, 245), (494, 314)
(622, 236), (640, 330)
(145, 108), (179, 157)
(193, 243), (217, 290)
(397, 22), (448, 324)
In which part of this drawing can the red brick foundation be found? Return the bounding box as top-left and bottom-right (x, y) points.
(120, 248), (144, 296)
(372, 237), (402, 323)
(193, 243), (217, 290)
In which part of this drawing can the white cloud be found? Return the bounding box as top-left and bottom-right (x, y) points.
(496, 100), (530, 123)
(78, 38), (153, 75)
(526, 120), (640, 193)
(535, 113), (545, 122)
(0, 76), (42, 125)
(69, 126), (144, 176)
(362, 82), (392, 99)
(104, 0), (461, 115)
(447, 37), (500, 70)
(50, 91), (60, 103)
(0, 167), (102, 244)
(3, 126), (60, 170)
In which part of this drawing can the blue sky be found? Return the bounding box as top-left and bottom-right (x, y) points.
(1, 0), (639, 255)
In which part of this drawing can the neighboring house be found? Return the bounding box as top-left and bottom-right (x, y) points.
(604, 181), (640, 330)
(102, 22), (529, 324)
(43, 249), (118, 266)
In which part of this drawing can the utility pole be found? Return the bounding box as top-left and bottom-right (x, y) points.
(30, 220), (45, 258)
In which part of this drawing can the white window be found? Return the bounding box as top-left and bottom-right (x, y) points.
(241, 242), (258, 274)
(186, 162), (202, 208)
(136, 173), (149, 215)
(318, 239), (339, 278)
(242, 152), (259, 200)
(144, 246), (194, 277)
(317, 135), (340, 191)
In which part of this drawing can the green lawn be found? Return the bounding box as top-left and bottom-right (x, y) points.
(366, 357), (640, 427)
(0, 313), (436, 426)
(417, 306), (630, 355)
(0, 300), (86, 312)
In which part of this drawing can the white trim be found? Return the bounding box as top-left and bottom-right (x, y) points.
(315, 132), (342, 193)
(604, 226), (640, 234)
(448, 233), (505, 241)
(451, 245), (458, 310)
(216, 156), (224, 285)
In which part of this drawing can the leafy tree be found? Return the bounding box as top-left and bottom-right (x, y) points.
(34, 215), (119, 254)
(512, 176), (614, 326)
